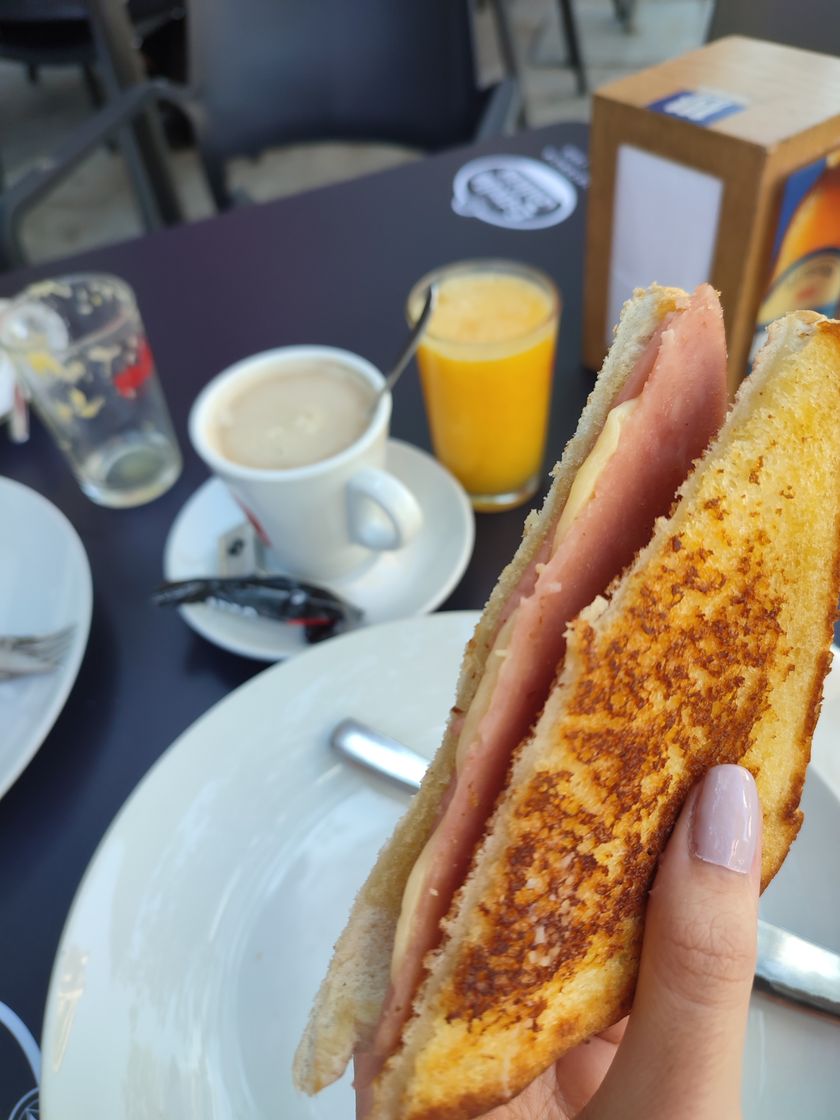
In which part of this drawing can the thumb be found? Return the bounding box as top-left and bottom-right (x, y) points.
(584, 764), (761, 1120)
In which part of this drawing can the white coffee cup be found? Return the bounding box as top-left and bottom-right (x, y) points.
(189, 346), (423, 582)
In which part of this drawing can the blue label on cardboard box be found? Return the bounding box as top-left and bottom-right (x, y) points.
(647, 89), (747, 126)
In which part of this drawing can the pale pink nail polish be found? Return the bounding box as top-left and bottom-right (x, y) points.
(691, 765), (759, 874)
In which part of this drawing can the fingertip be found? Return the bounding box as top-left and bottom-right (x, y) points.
(691, 764), (760, 877)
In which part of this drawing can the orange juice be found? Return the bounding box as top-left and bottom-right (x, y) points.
(409, 263), (559, 510)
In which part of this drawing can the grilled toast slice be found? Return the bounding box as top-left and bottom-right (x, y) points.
(370, 313), (840, 1120)
(293, 284), (693, 1093)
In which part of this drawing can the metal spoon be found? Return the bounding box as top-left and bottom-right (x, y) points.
(370, 283), (436, 413)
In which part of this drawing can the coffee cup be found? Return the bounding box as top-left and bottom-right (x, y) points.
(189, 346), (423, 582)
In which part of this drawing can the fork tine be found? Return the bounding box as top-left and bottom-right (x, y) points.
(24, 639), (64, 663)
(0, 663), (56, 680)
(18, 624), (75, 644)
(2, 625), (76, 663)
(31, 633), (75, 663)
(35, 626), (75, 657)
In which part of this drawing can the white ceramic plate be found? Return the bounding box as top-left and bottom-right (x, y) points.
(0, 353), (14, 421)
(163, 440), (475, 661)
(41, 615), (840, 1118)
(0, 477), (92, 799)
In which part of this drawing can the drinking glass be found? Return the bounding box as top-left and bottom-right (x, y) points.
(407, 260), (560, 511)
(0, 274), (181, 507)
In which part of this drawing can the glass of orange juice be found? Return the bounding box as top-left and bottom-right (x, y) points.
(407, 260), (560, 512)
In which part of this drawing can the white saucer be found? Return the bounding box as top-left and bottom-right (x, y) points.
(40, 615), (840, 1119)
(163, 439), (475, 660)
(0, 477), (92, 798)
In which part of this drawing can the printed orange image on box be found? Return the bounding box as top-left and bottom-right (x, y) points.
(752, 149), (840, 363)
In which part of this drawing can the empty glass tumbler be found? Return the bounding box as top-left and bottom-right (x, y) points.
(0, 274), (181, 507)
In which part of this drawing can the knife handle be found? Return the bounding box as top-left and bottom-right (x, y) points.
(330, 719), (426, 792)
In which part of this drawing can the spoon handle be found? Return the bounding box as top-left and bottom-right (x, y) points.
(379, 283), (436, 401)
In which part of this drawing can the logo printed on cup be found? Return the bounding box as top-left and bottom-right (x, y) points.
(451, 155), (577, 231)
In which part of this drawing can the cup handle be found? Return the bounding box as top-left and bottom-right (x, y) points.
(346, 467), (423, 551)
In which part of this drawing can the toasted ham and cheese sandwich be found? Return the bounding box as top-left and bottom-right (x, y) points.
(295, 286), (840, 1120)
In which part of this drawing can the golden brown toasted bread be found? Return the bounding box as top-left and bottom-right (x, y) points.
(369, 312), (840, 1120)
(293, 284), (689, 1093)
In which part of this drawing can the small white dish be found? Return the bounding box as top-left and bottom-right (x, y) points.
(0, 477), (92, 798)
(163, 439), (475, 660)
(41, 616), (840, 1119)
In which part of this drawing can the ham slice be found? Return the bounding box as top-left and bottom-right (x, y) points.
(356, 285), (728, 1102)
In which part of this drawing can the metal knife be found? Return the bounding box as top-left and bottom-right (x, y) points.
(331, 718), (428, 791)
(755, 920), (840, 1018)
(330, 717), (840, 1021)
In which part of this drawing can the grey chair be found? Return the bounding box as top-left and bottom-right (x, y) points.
(0, 0), (520, 267)
(184, 0), (520, 209)
(706, 0), (840, 55)
(0, 81), (190, 270)
(0, 0), (181, 104)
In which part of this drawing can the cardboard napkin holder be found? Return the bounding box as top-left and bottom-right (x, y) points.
(583, 36), (840, 393)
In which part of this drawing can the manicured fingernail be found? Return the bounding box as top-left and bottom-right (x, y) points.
(691, 765), (759, 874)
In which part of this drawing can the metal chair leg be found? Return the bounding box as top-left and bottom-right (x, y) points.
(612, 0), (637, 32)
(86, 0), (184, 231)
(488, 0), (525, 129)
(0, 82), (210, 273)
(201, 147), (233, 211)
(0, 199), (27, 272)
(82, 64), (104, 108)
(557, 0), (587, 95)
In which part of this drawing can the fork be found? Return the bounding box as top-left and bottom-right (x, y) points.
(0, 625), (76, 679)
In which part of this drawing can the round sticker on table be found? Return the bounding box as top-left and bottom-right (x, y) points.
(452, 155), (577, 230)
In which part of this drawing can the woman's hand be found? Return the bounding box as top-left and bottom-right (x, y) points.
(483, 764), (761, 1120)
